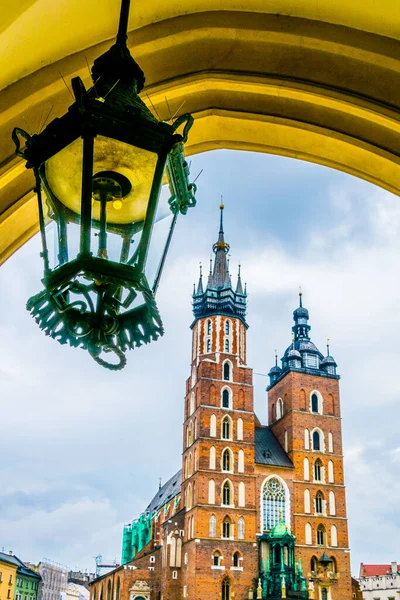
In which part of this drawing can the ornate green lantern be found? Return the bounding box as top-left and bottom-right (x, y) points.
(12, 0), (196, 370)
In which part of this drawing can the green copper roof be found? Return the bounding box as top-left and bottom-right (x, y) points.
(267, 518), (295, 540)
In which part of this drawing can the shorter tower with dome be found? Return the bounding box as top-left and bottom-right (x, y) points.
(90, 206), (351, 600)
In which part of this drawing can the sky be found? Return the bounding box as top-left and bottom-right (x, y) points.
(0, 149), (399, 576)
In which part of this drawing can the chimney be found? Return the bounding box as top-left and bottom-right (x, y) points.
(8, 551), (13, 556)
(391, 562), (397, 574)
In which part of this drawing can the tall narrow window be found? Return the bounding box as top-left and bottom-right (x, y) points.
(210, 446), (216, 470)
(222, 578), (230, 600)
(262, 477), (286, 530)
(225, 320), (230, 335)
(313, 430), (321, 451)
(329, 491), (336, 516)
(222, 416), (231, 440)
(210, 414), (217, 437)
(305, 523), (312, 545)
(321, 589), (328, 600)
(207, 338), (211, 352)
(317, 525), (325, 545)
(304, 429), (310, 450)
(233, 552), (240, 568)
(209, 515), (216, 537)
(222, 389), (230, 409)
(186, 484), (192, 509)
(208, 480), (215, 504)
(237, 418), (243, 441)
(331, 525), (338, 547)
(304, 489), (311, 513)
(213, 551), (221, 567)
(328, 460), (334, 483)
(222, 449), (232, 472)
(207, 320), (212, 335)
(222, 516), (231, 538)
(315, 492), (323, 514)
(314, 459), (322, 481)
(188, 453), (193, 477)
(223, 362), (231, 381)
(304, 458), (310, 481)
(311, 393), (319, 412)
(238, 449), (244, 473)
(238, 482), (245, 507)
(176, 538), (182, 568)
(328, 432), (334, 453)
(170, 537), (177, 567)
(225, 338), (230, 352)
(222, 481), (232, 506)
(277, 398), (283, 419)
(238, 517), (245, 540)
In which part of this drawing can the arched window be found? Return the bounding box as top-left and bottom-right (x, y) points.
(210, 414), (217, 437)
(328, 432), (334, 453)
(311, 556), (318, 573)
(176, 538), (182, 567)
(329, 491), (336, 516)
(238, 517), (245, 540)
(222, 388), (231, 409)
(233, 552), (240, 568)
(305, 523), (312, 545)
(238, 482), (245, 507)
(304, 457), (310, 480)
(238, 449), (244, 473)
(207, 320), (212, 335)
(222, 448), (232, 472)
(222, 578), (230, 600)
(328, 460), (334, 483)
(312, 430), (321, 451)
(210, 446), (216, 469)
(304, 429), (310, 450)
(189, 393), (195, 414)
(186, 483), (192, 509)
(170, 537), (177, 567)
(222, 516), (231, 538)
(317, 525), (325, 545)
(277, 398), (283, 419)
(115, 578), (120, 600)
(262, 477), (287, 530)
(222, 480), (232, 506)
(209, 514), (216, 537)
(208, 480), (215, 504)
(188, 453), (193, 477)
(212, 550), (222, 567)
(107, 581), (111, 600)
(222, 416), (231, 440)
(187, 421), (193, 446)
(237, 418), (243, 441)
(314, 459), (322, 481)
(331, 556), (337, 573)
(304, 489), (311, 513)
(321, 588), (328, 600)
(315, 491), (323, 514)
(225, 320), (230, 335)
(311, 393), (319, 412)
(194, 417), (198, 440)
(207, 338), (212, 352)
(225, 339), (230, 353)
(223, 362), (231, 381)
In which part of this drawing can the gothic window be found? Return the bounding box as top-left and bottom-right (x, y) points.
(328, 432), (334, 453)
(233, 552), (240, 568)
(237, 418), (243, 441)
(222, 448), (232, 472)
(315, 492), (323, 514)
(331, 525), (338, 547)
(311, 393), (319, 412)
(311, 556), (318, 573)
(313, 430), (321, 451)
(222, 516), (231, 538)
(238, 449), (244, 473)
(213, 551), (222, 567)
(305, 523), (312, 545)
(210, 446), (216, 469)
(329, 491), (336, 516)
(115, 578), (120, 600)
(238, 482), (245, 507)
(238, 517), (245, 540)
(225, 320), (230, 335)
(328, 460), (334, 483)
(207, 338), (211, 352)
(222, 416), (232, 440)
(189, 393), (195, 415)
(304, 429), (310, 450)
(223, 362), (231, 381)
(107, 582), (111, 600)
(262, 477), (286, 531)
(304, 457), (310, 480)
(317, 525), (325, 545)
(210, 414), (217, 437)
(277, 398), (283, 419)
(207, 320), (212, 336)
(222, 388), (231, 409)
(170, 537), (177, 567)
(188, 453), (193, 477)
(187, 421), (194, 446)
(209, 515), (216, 537)
(225, 338), (230, 353)
(208, 480), (215, 504)
(222, 480), (232, 506)
(222, 578), (231, 600)
(321, 589), (328, 600)
(314, 459), (322, 481)
(304, 489), (311, 513)
(186, 484), (192, 510)
(176, 538), (182, 567)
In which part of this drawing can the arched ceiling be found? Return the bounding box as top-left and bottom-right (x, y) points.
(1, 1), (400, 263)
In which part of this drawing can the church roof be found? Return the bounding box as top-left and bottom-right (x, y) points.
(360, 564), (399, 577)
(192, 205), (247, 325)
(145, 469), (182, 513)
(254, 427), (293, 468)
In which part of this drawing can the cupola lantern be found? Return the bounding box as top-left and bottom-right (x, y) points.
(12, 0), (196, 370)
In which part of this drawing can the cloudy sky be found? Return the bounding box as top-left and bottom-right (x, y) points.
(0, 150), (399, 576)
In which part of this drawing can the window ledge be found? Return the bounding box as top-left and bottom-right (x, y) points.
(230, 567), (243, 571)
(211, 566), (225, 570)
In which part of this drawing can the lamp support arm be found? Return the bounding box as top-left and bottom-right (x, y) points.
(116, 0), (131, 48)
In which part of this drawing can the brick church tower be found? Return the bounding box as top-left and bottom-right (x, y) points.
(181, 204), (258, 599)
(267, 295), (351, 600)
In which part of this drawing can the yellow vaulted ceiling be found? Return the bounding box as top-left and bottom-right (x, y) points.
(1, 0), (400, 263)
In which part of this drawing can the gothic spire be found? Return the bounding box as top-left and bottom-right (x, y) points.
(209, 204), (230, 288)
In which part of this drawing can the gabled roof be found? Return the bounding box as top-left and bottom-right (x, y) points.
(145, 469), (182, 513)
(255, 426), (293, 468)
(0, 552), (20, 567)
(360, 564), (398, 577)
(0, 553), (40, 579)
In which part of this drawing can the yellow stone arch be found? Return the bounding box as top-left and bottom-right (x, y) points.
(1, 1), (400, 264)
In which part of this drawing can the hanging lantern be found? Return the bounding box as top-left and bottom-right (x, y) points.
(12, 0), (196, 370)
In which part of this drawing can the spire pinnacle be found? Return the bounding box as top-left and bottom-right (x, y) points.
(327, 338), (330, 354)
(299, 286), (303, 307)
(275, 350), (278, 366)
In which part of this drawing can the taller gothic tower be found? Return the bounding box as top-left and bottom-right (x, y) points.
(267, 294), (351, 600)
(181, 204), (258, 600)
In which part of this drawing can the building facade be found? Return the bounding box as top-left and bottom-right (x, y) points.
(0, 553), (18, 600)
(92, 206), (352, 600)
(358, 563), (400, 600)
(0, 553), (41, 600)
